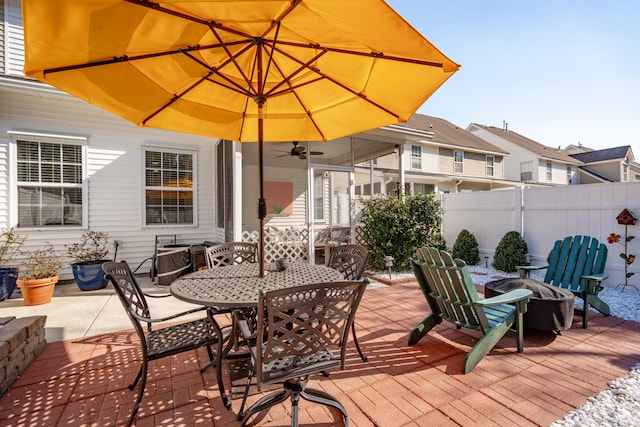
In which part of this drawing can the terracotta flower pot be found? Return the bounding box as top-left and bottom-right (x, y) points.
(17, 275), (58, 306)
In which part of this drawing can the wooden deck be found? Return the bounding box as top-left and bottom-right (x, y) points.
(1, 280), (639, 426)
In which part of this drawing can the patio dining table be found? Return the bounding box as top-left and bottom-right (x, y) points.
(170, 261), (344, 410)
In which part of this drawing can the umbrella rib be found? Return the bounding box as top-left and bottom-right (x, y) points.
(182, 49), (254, 97)
(262, 46), (327, 97)
(276, 40), (446, 69)
(141, 72), (214, 125)
(267, 59), (327, 141)
(269, 44), (401, 120)
(42, 42), (242, 75)
(125, 0), (209, 25)
(261, 21), (281, 95)
(207, 23), (258, 97)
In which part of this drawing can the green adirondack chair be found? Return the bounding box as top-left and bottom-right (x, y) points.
(409, 247), (532, 374)
(517, 235), (610, 328)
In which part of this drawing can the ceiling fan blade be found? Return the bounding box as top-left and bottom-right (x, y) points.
(309, 151), (324, 156)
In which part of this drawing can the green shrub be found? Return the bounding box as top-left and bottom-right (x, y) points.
(360, 193), (444, 271)
(492, 231), (528, 272)
(452, 229), (480, 265)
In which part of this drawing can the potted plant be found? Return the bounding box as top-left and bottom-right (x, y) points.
(17, 242), (64, 306)
(65, 231), (112, 291)
(0, 228), (27, 301)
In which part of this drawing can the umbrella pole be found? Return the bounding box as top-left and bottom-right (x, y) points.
(258, 102), (266, 277)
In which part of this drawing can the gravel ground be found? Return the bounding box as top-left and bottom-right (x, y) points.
(375, 265), (640, 426)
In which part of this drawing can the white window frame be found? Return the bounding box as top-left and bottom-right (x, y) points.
(520, 161), (533, 181)
(142, 146), (197, 227)
(546, 162), (553, 181)
(623, 163), (628, 182)
(567, 166), (572, 183)
(9, 131), (87, 229)
(411, 145), (422, 170)
(454, 150), (464, 174)
(485, 155), (494, 177)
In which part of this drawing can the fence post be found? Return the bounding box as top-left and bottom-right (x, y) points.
(514, 186), (523, 235)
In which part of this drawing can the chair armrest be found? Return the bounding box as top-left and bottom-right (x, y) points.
(477, 289), (533, 306)
(516, 264), (548, 278)
(582, 273), (609, 294)
(477, 288), (532, 314)
(133, 306), (208, 324)
(143, 291), (172, 298)
(232, 309), (256, 341)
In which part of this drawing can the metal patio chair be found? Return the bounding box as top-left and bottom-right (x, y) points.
(205, 241), (258, 268)
(233, 281), (367, 427)
(327, 244), (370, 362)
(102, 261), (227, 426)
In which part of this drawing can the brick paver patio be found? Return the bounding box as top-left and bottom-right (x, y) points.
(1, 280), (639, 426)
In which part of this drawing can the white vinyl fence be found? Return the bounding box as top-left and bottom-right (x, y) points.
(441, 182), (640, 289)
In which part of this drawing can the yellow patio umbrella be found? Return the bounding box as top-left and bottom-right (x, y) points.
(22, 0), (460, 276)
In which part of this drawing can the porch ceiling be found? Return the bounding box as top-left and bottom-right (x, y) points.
(242, 135), (399, 169)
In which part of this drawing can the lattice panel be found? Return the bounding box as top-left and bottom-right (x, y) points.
(242, 228), (309, 263)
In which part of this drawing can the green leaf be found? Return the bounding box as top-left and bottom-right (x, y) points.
(628, 236), (636, 242)
(620, 253), (627, 259)
(626, 272), (635, 278)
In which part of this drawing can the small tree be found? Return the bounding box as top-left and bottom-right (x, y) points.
(493, 231), (528, 272)
(452, 229), (480, 265)
(360, 192), (444, 271)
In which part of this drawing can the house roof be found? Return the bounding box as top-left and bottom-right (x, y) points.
(564, 143), (595, 154)
(577, 168), (613, 183)
(393, 114), (509, 155)
(569, 145), (632, 163)
(470, 123), (583, 165)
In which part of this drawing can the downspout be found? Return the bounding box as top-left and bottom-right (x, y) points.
(307, 145), (314, 264)
(454, 180), (462, 193)
(398, 144), (405, 197)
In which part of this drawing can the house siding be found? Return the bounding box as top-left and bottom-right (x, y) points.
(536, 160), (572, 184)
(583, 162), (622, 182)
(5, 0), (23, 76)
(463, 151), (489, 177)
(421, 144), (439, 172)
(1, 83), (218, 279)
(467, 126), (534, 182)
(438, 148), (454, 174)
(1, 0), (5, 75)
(240, 163), (309, 234)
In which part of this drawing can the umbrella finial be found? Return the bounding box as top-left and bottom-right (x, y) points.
(253, 94), (267, 104)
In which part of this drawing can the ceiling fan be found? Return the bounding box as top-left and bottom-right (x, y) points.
(275, 141), (324, 160)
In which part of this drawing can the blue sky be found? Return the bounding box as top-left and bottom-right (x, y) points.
(387, 1), (640, 154)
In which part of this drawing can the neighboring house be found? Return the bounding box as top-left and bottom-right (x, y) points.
(467, 122), (583, 186)
(361, 114), (516, 194)
(568, 145), (640, 184)
(563, 142), (595, 156)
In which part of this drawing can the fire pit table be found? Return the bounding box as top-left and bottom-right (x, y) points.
(485, 278), (575, 331)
